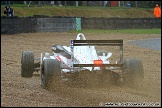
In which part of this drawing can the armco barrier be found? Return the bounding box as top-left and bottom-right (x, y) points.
(1, 16), (161, 34)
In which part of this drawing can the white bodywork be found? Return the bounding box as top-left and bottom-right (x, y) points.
(42, 33), (112, 73)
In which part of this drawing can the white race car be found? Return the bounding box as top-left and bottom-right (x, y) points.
(21, 33), (144, 89)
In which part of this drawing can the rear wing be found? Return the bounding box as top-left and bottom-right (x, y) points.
(70, 39), (123, 67)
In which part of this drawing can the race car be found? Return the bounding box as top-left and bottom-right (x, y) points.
(21, 33), (144, 89)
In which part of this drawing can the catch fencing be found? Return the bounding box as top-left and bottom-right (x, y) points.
(1, 1), (161, 8)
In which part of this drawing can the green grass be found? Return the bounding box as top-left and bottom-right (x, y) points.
(69, 29), (161, 34)
(1, 4), (154, 18)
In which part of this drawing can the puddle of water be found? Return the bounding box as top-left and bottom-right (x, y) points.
(128, 38), (161, 51)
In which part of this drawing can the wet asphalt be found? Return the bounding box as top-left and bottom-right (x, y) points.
(128, 38), (161, 51)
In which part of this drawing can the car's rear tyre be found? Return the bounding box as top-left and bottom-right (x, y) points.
(124, 58), (144, 88)
(41, 59), (61, 90)
(21, 50), (34, 78)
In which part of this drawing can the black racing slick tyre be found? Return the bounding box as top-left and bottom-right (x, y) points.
(124, 58), (144, 88)
(41, 59), (61, 90)
(21, 50), (34, 78)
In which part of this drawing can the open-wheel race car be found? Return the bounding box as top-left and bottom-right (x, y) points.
(21, 33), (144, 89)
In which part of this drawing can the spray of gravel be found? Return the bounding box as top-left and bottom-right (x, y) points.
(45, 70), (118, 106)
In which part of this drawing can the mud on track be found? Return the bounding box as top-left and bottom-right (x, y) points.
(1, 32), (161, 107)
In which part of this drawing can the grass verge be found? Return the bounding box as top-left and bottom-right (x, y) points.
(69, 29), (161, 34)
